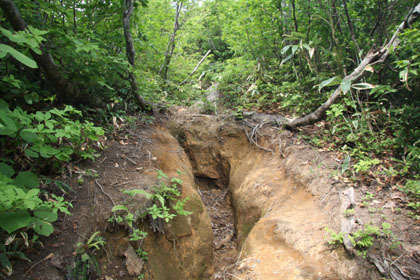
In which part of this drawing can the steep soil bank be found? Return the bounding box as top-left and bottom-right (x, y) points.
(10, 121), (214, 280)
(168, 111), (384, 279)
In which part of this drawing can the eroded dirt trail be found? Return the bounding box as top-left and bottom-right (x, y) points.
(195, 177), (239, 280)
(11, 111), (419, 280)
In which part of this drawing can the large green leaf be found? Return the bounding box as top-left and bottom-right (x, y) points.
(318, 76), (341, 92)
(38, 145), (59, 158)
(0, 110), (17, 136)
(20, 129), (38, 143)
(0, 210), (31, 233)
(0, 163), (14, 178)
(24, 148), (39, 159)
(340, 78), (352, 94)
(34, 207), (58, 223)
(31, 217), (54, 236)
(0, 44), (38, 68)
(13, 171), (40, 189)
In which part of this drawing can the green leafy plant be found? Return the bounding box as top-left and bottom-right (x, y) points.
(68, 231), (106, 280)
(0, 164), (72, 275)
(354, 159), (381, 173)
(325, 223), (400, 257)
(323, 227), (344, 246)
(0, 100), (104, 163)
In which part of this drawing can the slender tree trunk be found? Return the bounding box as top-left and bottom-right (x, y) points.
(73, 0), (77, 31)
(342, 0), (361, 57)
(159, 1), (182, 81)
(122, 0), (147, 109)
(0, 0), (98, 106)
(291, 0), (298, 32)
(286, 3), (420, 128)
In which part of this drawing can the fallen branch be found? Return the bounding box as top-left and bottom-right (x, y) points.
(286, 3), (420, 129)
(179, 50), (211, 86)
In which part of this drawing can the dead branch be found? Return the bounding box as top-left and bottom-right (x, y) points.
(180, 50), (211, 86)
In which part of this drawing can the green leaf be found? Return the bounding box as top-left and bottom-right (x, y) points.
(13, 171), (40, 189)
(0, 253), (12, 275)
(0, 99), (8, 110)
(291, 45), (298, 55)
(111, 205), (129, 212)
(20, 129), (38, 143)
(55, 152), (71, 162)
(31, 217), (54, 236)
(340, 78), (351, 94)
(39, 145), (59, 158)
(0, 111), (17, 136)
(341, 155), (351, 173)
(34, 207), (58, 223)
(280, 53), (293, 65)
(0, 211), (31, 233)
(351, 83), (376, 90)
(318, 76), (341, 92)
(0, 163), (14, 178)
(0, 44), (37, 68)
(24, 148), (39, 158)
(281, 45), (291, 55)
(382, 222), (391, 230)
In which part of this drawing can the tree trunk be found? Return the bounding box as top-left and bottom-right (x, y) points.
(291, 0), (298, 32)
(342, 0), (361, 57)
(122, 0), (147, 109)
(159, 1), (182, 81)
(286, 3), (420, 129)
(0, 0), (98, 106)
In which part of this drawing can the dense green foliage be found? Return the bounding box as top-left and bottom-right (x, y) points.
(0, 0), (419, 276)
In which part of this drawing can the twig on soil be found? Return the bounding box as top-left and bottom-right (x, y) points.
(122, 154), (137, 165)
(99, 156), (107, 164)
(138, 135), (153, 144)
(95, 180), (116, 207)
(390, 253), (406, 267)
(112, 180), (138, 187)
(319, 186), (335, 206)
(25, 253), (54, 275)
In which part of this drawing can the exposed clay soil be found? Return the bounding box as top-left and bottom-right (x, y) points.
(7, 109), (420, 280)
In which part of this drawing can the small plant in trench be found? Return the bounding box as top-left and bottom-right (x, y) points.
(108, 170), (192, 265)
(67, 231), (106, 280)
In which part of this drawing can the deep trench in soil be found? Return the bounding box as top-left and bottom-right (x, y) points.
(194, 176), (239, 280)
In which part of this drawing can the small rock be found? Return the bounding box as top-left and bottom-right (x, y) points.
(124, 245), (144, 276)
